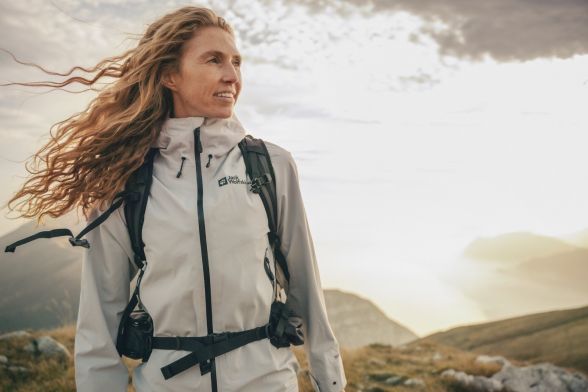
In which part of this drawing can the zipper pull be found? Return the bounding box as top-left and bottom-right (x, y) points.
(176, 156), (187, 178)
(206, 154), (212, 168)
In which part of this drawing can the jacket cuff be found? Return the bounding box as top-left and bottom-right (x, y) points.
(308, 347), (347, 392)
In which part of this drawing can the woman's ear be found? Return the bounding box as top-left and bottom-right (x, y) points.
(161, 69), (178, 91)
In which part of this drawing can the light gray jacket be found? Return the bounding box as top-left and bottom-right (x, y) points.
(74, 113), (347, 391)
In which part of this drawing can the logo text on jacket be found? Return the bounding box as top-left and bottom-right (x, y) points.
(218, 175), (252, 187)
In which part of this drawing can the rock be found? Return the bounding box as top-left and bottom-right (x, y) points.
(384, 375), (404, 385)
(7, 365), (29, 373)
(441, 368), (503, 392)
(0, 354), (7, 364)
(24, 335), (71, 360)
(442, 362), (588, 392)
(492, 362), (588, 392)
(404, 377), (426, 387)
(369, 372), (393, 382)
(476, 354), (511, 368)
(368, 358), (386, 367)
(0, 330), (31, 340)
(431, 351), (443, 361)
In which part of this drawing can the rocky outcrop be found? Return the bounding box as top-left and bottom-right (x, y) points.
(0, 330), (32, 340)
(441, 354), (588, 392)
(441, 369), (503, 391)
(0, 329), (70, 376)
(24, 335), (71, 360)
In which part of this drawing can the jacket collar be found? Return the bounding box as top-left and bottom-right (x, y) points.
(152, 112), (247, 157)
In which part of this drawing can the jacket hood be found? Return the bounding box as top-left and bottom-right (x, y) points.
(152, 112), (247, 158)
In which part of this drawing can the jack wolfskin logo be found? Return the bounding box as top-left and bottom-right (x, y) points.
(218, 175), (251, 187)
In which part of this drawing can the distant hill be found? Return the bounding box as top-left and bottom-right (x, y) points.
(324, 289), (418, 348)
(418, 303), (588, 375)
(505, 248), (588, 292)
(0, 215), (85, 331)
(562, 228), (588, 249)
(449, 231), (588, 321)
(462, 232), (577, 262)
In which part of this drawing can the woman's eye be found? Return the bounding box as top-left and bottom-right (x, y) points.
(207, 57), (241, 67)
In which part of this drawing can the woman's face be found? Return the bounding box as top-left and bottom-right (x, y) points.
(163, 26), (242, 118)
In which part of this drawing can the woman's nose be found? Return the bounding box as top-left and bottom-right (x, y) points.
(222, 62), (239, 83)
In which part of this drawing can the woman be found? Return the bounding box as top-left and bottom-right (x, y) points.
(5, 6), (346, 392)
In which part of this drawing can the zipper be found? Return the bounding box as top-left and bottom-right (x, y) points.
(194, 127), (218, 392)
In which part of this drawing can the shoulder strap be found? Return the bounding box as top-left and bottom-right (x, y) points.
(115, 148), (158, 357)
(123, 147), (158, 269)
(237, 135), (290, 292)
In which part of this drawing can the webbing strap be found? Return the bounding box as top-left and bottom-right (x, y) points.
(4, 228), (75, 253)
(72, 195), (127, 243)
(4, 192), (128, 253)
(237, 136), (291, 287)
(115, 283), (140, 357)
(158, 325), (269, 380)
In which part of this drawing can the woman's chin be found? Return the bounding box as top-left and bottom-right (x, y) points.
(208, 108), (234, 119)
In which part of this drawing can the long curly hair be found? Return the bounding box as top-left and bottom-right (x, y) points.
(3, 6), (234, 223)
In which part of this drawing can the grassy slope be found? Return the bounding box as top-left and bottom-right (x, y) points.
(418, 304), (588, 375)
(1, 324), (520, 392)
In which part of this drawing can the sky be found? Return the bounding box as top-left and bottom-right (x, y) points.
(1, 0), (587, 336)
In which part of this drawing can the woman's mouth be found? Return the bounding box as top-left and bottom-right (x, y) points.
(214, 92), (235, 102)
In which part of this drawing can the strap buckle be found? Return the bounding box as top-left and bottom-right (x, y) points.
(211, 332), (229, 343)
(250, 173), (271, 194)
(68, 237), (90, 248)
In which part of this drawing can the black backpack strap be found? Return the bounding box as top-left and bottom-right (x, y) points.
(157, 326), (270, 379)
(115, 148), (158, 357)
(123, 147), (158, 269)
(4, 191), (131, 253)
(237, 136), (290, 291)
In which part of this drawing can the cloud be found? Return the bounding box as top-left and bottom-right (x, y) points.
(298, 0), (588, 62)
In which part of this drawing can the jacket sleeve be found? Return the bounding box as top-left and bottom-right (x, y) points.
(275, 150), (347, 392)
(74, 205), (137, 391)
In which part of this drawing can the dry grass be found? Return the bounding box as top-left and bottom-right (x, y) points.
(0, 325), (76, 392)
(327, 340), (505, 392)
(419, 304), (588, 376)
(2, 324), (510, 391)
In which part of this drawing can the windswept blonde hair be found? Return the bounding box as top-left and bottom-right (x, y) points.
(3, 6), (234, 223)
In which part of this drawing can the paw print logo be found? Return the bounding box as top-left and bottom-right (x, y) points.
(218, 177), (228, 187)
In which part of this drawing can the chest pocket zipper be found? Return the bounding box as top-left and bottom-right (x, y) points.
(176, 156), (187, 178)
(176, 153), (213, 178)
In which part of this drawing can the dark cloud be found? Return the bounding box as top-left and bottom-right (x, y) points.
(298, 0), (588, 62)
